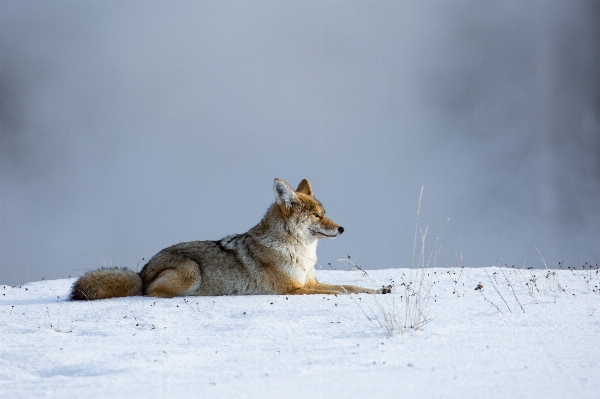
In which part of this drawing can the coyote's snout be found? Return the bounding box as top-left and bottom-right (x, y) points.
(70, 178), (391, 300)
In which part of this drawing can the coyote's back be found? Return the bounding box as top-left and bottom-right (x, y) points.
(70, 178), (390, 300)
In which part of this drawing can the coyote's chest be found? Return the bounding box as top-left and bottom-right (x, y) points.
(277, 240), (318, 285)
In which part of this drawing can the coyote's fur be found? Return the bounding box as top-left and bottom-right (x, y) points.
(70, 178), (391, 300)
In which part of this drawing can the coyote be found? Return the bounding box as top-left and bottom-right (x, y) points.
(70, 178), (391, 300)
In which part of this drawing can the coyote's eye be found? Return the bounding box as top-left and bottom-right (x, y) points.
(313, 213), (321, 218)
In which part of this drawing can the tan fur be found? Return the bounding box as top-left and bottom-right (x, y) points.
(145, 260), (201, 298)
(70, 178), (390, 300)
(70, 267), (142, 300)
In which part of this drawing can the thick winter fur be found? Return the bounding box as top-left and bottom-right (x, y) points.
(70, 178), (391, 300)
(70, 267), (142, 300)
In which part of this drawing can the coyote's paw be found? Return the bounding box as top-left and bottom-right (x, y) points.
(379, 285), (393, 294)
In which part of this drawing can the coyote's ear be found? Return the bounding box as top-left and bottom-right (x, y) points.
(296, 179), (313, 197)
(274, 178), (299, 210)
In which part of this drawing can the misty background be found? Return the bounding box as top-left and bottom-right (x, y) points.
(1, 1), (599, 287)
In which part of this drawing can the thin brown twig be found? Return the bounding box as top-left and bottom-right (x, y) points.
(498, 266), (525, 313)
(484, 268), (512, 313)
(478, 290), (504, 314)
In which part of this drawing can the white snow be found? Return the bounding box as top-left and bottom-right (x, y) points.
(2, 267), (599, 398)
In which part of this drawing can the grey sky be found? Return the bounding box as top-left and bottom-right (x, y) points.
(1, 1), (599, 286)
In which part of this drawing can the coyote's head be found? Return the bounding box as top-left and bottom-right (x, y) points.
(273, 178), (344, 241)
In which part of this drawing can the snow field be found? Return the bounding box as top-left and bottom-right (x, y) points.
(1, 266), (599, 398)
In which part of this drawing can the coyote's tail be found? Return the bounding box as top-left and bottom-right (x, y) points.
(70, 267), (142, 300)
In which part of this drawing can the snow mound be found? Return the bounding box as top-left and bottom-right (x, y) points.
(1, 267), (599, 398)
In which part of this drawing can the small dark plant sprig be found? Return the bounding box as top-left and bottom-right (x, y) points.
(497, 264), (525, 313)
(475, 283), (503, 314)
(484, 268), (512, 313)
(337, 255), (368, 276)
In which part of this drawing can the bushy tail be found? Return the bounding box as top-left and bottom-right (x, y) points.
(70, 267), (142, 300)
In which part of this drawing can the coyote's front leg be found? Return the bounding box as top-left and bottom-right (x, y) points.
(287, 282), (392, 295)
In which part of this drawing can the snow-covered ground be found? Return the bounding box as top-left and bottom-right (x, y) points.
(2, 266), (599, 398)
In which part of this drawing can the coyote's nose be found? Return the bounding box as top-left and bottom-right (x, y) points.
(338, 226), (344, 234)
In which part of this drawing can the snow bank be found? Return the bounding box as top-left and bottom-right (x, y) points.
(2, 267), (599, 398)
